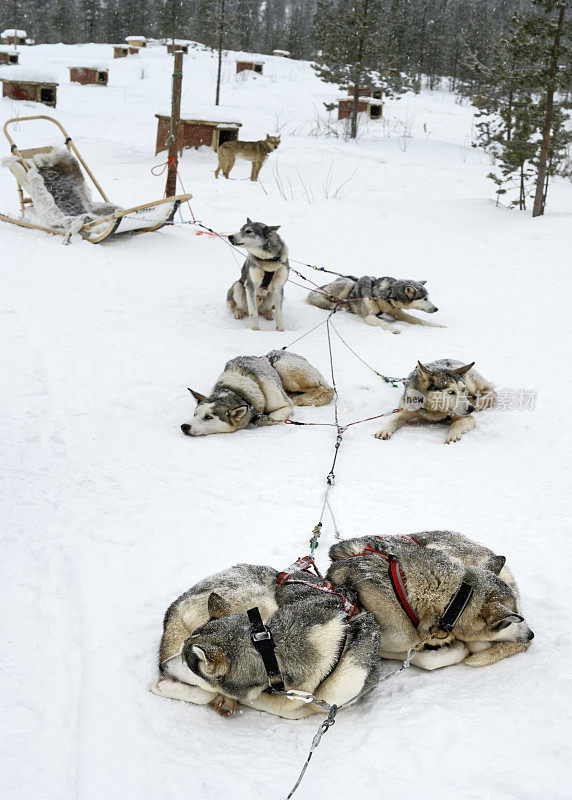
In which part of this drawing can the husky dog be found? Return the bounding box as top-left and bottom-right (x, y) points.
(227, 219), (289, 331)
(374, 358), (495, 444)
(215, 135), (281, 181)
(327, 532), (533, 670)
(181, 350), (333, 436)
(152, 562), (381, 719)
(307, 276), (442, 333)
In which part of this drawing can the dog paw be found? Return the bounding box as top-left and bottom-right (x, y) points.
(234, 310), (245, 319)
(263, 310), (274, 320)
(375, 429), (393, 440)
(390, 328), (401, 335)
(463, 651), (493, 668)
(209, 694), (237, 716)
(149, 679), (170, 697)
(445, 432), (462, 444)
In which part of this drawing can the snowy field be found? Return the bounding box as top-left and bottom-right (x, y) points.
(1, 42), (571, 800)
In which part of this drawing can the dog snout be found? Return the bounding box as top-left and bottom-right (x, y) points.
(181, 423), (192, 435)
(228, 234), (237, 245)
(430, 306), (438, 313)
(527, 629), (534, 642)
(467, 404), (475, 413)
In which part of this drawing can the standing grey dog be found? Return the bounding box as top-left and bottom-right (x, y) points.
(151, 561), (381, 719)
(375, 358), (495, 444)
(227, 219), (289, 331)
(327, 532), (533, 670)
(181, 350), (333, 436)
(307, 276), (442, 333)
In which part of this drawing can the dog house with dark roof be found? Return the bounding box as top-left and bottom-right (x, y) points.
(347, 85), (383, 100)
(125, 36), (147, 48)
(0, 47), (19, 65)
(1, 29), (27, 46)
(113, 45), (129, 59)
(167, 41), (189, 54)
(0, 67), (58, 107)
(338, 96), (383, 120)
(236, 60), (263, 75)
(69, 66), (109, 86)
(155, 111), (242, 155)
(273, 49), (290, 57)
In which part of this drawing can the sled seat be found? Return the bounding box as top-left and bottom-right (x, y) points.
(0, 115), (191, 243)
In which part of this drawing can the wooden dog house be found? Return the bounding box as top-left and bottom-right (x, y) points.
(113, 45), (129, 59)
(128, 46), (140, 55)
(167, 42), (189, 54)
(1, 29), (27, 46)
(155, 114), (242, 155)
(69, 66), (108, 86)
(338, 97), (383, 120)
(273, 50), (290, 57)
(236, 60), (263, 74)
(126, 36), (147, 48)
(1, 69), (58, 107)
(0, 49), (19, 65)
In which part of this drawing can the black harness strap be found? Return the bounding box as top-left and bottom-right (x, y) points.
(438, 581), (474, 632)
(261, 269), (275, 289)
(247, 607), (285, 692)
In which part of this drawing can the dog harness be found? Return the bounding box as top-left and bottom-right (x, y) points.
(347, 536), (474, 632)
(247, 607), (286, 692)
(277, 556), (360, 619)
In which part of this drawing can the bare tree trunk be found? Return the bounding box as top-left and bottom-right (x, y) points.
(215, 0), (225, 105)
(532, 4), (565, 218)
(166, 51), (183, 198)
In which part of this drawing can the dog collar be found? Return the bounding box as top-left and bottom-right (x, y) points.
(247, 607), (285, 692)
(437, 581), (474, 632)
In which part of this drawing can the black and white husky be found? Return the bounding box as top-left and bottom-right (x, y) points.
(307, 275), (443, 333)
(227, 219), (289, 331)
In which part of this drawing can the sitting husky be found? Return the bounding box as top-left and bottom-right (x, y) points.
(327, 532), (533, 670)
(181, 350), (333, 436)
(227, 219), (289, 331)
(307, 276), (442, 333)
(375, 358), (495, 444)
(215, 135), (280, 181)
(151, 562), (381, 719)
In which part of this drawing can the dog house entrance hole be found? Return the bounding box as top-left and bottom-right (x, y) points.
(9, 54), (17, 64)
(218, 128), (236, 147)
(97, 71), (106, 83)
(254, 64), (262, 73)
(40, 87), (55, 104)
(370, 104), (382, 119)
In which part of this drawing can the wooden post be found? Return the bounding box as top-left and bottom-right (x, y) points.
(166, 50), (183, 198)
(215, 0), (225, 105)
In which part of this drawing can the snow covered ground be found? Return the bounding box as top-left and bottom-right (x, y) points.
(1, 42), (571, 800)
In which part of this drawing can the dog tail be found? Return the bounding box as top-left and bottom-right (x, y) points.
(306, 277), (354, 310)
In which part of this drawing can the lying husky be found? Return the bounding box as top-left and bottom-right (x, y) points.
(215, 134), (280, 181)
(327, 531), (533, 670)
(151, 561), (381, 718)
(227, 219), (289, 331)
(375, 358), (495, 444)
(181, 350), (333, 436)
(307, 276), (442, 333)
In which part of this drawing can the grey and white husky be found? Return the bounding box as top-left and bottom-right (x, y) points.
(151, 562), (381, 719)
(307, 276), (442, 333)
(375, 358), (495, 444)
(181, 350), (333, 436)
(327, 531), (533, 670)
(227, 219), (289, 330)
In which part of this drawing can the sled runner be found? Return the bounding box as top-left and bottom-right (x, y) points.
(0, 115), (192, 243)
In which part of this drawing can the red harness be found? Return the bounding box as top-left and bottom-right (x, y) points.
(347, 536), (421, 627)
(277, 556), (360, 620)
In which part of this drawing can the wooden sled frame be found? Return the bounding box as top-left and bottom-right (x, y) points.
(0, 115), (192, 243)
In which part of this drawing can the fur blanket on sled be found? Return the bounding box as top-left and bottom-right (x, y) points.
(2, 147), (120, 234)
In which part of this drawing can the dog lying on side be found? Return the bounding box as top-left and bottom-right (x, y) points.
(227, 219), (289, 331)
(327, 531), (533, 670)
(151, 562), (381, 719)
(307, 276), (443, 333)
(375, 358), (495, 444)
(215, 135), (280, 181)
(181, 350), (333, 436)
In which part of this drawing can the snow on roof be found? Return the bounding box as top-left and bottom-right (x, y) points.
(236, 59), (264, 64)
(1, 29), (27, 38)
(125, 36), (146, 41)
(0, 46), (18, 54)
(69, 64), (109, 70)
(0, 66), (57, 83)
(273, 50), (290, 55)
(156, 106), (241, 125)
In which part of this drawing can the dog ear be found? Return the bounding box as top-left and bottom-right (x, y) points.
(483, 602), (524, 629)
(208, 592), (232, 619)
(246, 217), (252, 224)
(188, 388), (206, 404)
(452, 362), (475, 376)
(191, 644), (229, 676)
(484, 555), (506, 575)
(419, 280), (427, 285)
(404, 285), (416, 299)
(416, 361), (431, 387)
(265, 225), (280, 233)
(228, 405), (249, 423)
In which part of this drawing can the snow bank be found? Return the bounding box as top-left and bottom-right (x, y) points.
(0, 65), (58, 82)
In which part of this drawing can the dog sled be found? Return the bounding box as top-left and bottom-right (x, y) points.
(0, 115), (192, 243)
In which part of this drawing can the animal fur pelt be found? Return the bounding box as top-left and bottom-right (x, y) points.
(2, 147), (120, 234)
